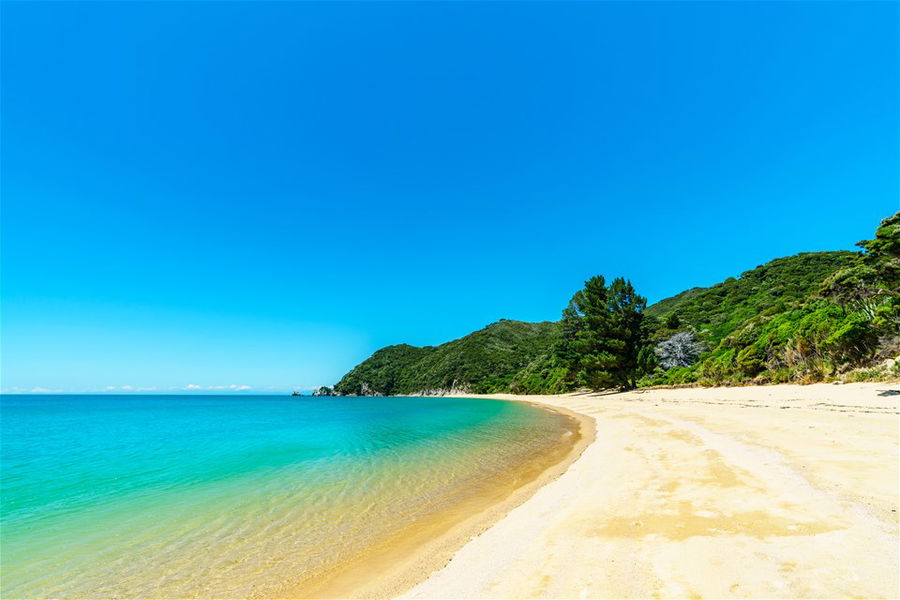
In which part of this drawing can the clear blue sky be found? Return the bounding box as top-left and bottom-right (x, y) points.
(2, 1), (897, 393)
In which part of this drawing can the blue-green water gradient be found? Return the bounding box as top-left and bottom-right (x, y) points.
(1, 394), (572, 598)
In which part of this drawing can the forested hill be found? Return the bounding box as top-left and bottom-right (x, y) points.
(333, 320), (561, 396)
(645, 251), (857, 349)
(329, 214), (898, 395)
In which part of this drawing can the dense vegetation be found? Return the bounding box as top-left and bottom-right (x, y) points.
(558, 276), (652, 390)
(333, 320), (561, 395)
(642, 214), (899, 385)
(644, 251), (858, 348)
(332, 213), (899, 395)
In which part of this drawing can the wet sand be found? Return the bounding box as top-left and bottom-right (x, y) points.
(402, 382), (900, 599)
(286, 402), (595, 599)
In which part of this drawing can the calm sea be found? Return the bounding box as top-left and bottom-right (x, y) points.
(0, 394), (572, 598)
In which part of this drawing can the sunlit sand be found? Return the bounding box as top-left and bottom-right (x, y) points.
(401, 382), (899, 599)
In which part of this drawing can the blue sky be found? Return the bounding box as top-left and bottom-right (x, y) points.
(2, 1), (897, 393)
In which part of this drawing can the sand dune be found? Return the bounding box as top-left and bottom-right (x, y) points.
(401, 382), (899, 599)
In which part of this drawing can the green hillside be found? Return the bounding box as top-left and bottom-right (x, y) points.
(642, 217), (898, 385)
(333, 320), (562, 395)
(645, 251), (857, 348)
(332, 214), (898, 394)
(644, 287), (706, 321)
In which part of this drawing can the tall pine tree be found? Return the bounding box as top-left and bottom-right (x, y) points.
(558, 275), (650, 390)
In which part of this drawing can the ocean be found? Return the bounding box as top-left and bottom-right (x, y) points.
(0, 394), (575, 598)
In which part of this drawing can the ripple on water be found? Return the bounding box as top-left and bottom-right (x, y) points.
(1, 394), (574, 598)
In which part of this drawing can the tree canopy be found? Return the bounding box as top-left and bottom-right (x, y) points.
(558, 276), (650, 390)
(331, 213), (898, 395)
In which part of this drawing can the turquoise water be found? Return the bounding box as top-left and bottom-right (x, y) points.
(1, 394), (573, 598)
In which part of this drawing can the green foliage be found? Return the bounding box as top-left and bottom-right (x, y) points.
(642, 215), (898, 387)
(645, 251), (857, 349)
(509, 354), (570, 394)
(558, 276), (651, 390)
(664, 313), (681, 330)
(822, 212), (900, 333)
(734, 344), (765, 375)
(644, 287), (705, 322)
(641, 250), (866, 386)
(666, 364), (700, 384)
(333, 320), (562, 395)
(694, 301), (878, 384)
(842, 358), (900, 383)
(861, 211), (900, 258)
(332, 344), (430, 396)
(334, 215), (897, 395)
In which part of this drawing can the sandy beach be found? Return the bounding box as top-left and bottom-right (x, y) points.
(401, 382), (900, 599)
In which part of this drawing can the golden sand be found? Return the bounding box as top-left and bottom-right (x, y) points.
(282, 403), (595, 599)
(401, 383), (900, 599)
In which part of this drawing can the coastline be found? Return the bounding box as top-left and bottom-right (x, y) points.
(400, 382), (900, 599)
(284, 400), (596, 599)
(0, 395), (594, 599)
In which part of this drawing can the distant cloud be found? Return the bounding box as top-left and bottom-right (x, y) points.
(181, 384), (252, 392)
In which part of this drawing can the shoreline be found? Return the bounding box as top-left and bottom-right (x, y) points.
(284, 399), (597, 599)
(401, 382), (899, 599)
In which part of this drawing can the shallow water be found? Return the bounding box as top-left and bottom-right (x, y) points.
(1, 394), (572, 598)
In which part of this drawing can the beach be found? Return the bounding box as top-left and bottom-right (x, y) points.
(291, 400), (593, 600)
(3, 386), (897, 599)
(0, 395), (582, 599)
(401, 382), (900, 599)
